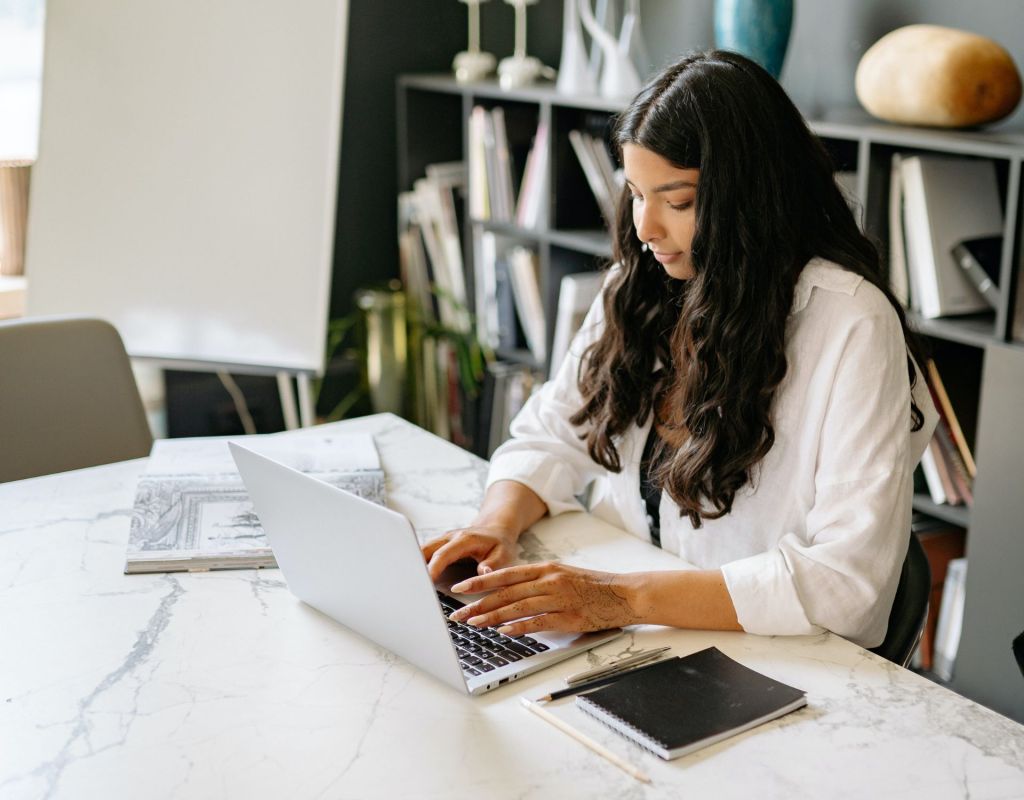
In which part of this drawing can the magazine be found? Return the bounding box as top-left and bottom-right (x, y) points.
(125, 432), (385, 574)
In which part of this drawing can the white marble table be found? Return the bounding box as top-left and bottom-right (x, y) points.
(3, 413), (1023, 800)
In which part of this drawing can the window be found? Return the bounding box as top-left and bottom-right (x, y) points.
(0, 0), (45, 159)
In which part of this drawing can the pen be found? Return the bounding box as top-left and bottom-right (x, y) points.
(565, 646), (671, 685)
(520, 697), (652, 784)
(537, 655), (679, 702)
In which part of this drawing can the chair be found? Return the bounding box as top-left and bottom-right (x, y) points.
(0, 316), (153, 482)
(870, 532), (931, 667)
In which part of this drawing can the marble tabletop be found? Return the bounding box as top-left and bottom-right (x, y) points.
(2, 413), (1023, 800)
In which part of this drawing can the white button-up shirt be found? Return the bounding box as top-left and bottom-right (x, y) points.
(487, 258), (939, 648)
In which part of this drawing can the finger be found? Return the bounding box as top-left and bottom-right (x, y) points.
(476, 543), (515, 575)
(450, 563), (549, 594)
(496, 612), (580, 637)
(449, 579), (544, 622)
(426, 538), (488, 581)
(461, 594), (559, 629)
(420, 534), (452, 561)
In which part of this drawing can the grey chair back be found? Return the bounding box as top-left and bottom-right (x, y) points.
(0, 316), (153, 482)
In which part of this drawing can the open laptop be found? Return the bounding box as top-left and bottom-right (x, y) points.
(228, 442), (622, 695)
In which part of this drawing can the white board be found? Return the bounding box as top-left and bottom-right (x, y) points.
(25, 0), (349, 373)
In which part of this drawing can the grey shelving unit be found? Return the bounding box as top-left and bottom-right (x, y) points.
(396, 74), (1024, 721)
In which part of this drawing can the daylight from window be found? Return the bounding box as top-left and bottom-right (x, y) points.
(0, 0), (45, 159)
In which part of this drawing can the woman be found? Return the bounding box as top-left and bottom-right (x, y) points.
(422, 50), (938, 648)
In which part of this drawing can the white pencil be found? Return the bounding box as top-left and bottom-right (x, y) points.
(519, 696), (652, 784)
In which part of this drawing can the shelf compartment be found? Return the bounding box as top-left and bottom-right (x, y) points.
(912, 493), (971, 528)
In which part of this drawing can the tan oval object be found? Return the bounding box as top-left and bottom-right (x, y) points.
(855, 24), (1022, 127)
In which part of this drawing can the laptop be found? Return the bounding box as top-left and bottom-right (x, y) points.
(228, 442), (622, 695)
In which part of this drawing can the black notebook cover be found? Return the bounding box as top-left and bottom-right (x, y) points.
(575, 647), (807, 760)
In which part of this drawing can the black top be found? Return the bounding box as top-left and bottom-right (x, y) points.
(640, 423), (664, 548)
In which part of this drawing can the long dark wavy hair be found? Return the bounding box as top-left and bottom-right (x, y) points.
(570, 50), (926, 528)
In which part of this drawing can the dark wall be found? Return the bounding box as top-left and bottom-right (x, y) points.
(328, 0), (563, 323)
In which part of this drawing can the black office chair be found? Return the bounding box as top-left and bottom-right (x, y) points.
(870, 533), (931, 667)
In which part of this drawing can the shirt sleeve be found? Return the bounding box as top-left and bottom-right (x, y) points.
(721, 304), (938, 647)
(485, 278), (611, 517)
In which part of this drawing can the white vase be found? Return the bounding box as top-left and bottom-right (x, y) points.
(557, 0), (596, 94)
(578, 0), (641, 98)
(618, 0), (649, 80)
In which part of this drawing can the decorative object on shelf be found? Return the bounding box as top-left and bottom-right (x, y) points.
(619, 0), (650, 83)
(0, 160), (32, 276)
(713, 0), (793, 80)
(855, 25), (1022, 128)
(454, 0), (497, 82)
(498, 0), (554, 90)
(578, 0), (642, 98)
(556, 0), (596, 95)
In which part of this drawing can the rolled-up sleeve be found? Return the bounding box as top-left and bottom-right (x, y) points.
(721, 305), (936, 647)
(486, 281), (610, 517)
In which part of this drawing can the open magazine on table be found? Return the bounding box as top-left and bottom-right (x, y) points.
(124, 432), (385, 574)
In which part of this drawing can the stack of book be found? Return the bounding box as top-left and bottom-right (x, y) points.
(919, 359), (976, 508)
(477, 360), (546, 458)
(398, 161), (475, 445)
(567, 128), (622, 228)
(474, 231), (546, 365)
(910, 514), (966, 674)
(888, 153), (1004, 319)
(468, 106), (548, 229)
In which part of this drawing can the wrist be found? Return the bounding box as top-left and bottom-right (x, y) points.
(467, 512), (522, 541)
(614, 572), (650, 626)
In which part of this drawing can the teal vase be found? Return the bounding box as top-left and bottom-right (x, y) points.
(714, 0), (794, 79)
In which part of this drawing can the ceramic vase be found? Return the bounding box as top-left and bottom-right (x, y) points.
(557, 0), (596, 94)
(578, 0), (641, 99)
(713, 0), (794, 79)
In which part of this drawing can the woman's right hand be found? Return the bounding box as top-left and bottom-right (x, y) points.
(421, 522), (520, 582)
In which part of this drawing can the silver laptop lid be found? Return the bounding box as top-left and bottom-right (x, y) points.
(228, 442), (468, 694)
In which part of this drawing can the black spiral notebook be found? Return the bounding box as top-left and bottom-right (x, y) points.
(575, 647), (807, 760)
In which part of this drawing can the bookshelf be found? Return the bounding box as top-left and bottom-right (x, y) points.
(396, 74), (1024, 722)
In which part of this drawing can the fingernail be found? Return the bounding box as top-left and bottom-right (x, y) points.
(451, 581), (468, 593)
(479, 565), (492, 574)
(467, 616), (485, 626)
(497, 625), (514, 634)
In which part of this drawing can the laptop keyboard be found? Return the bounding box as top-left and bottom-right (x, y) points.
(436, 591), (549, 677)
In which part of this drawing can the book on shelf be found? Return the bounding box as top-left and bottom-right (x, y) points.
(516, 119), (549, 230)
(911, 516), (967, 672)
(478, 360), (545, 457)
(951, 235), (1002, 309)
(125, 433), (385, 574)
(899, 154), (1003, 319)
(549, 270), (604, 379)
(575, 648), (807, 760)
(568, 129), (617, 227)
(507, 246), (547, 364)
(474, 229), (500, 349)
(413, 170), (470, 333)
(468, 106), (490, 221)
(888, 153), (911, 309)
(932, 556), (968, 682)
(919, 443), (948, 505)
(398, 191), (435, 325)
(490, 106), (517, 223)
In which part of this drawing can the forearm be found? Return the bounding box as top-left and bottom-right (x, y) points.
(472, 479), (549, 539)
(620, 569), (743, 631)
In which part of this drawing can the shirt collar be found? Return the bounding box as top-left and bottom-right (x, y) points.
(790, 257), (864, 314)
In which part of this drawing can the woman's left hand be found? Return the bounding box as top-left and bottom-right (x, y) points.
(447, 562), (641, 635)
